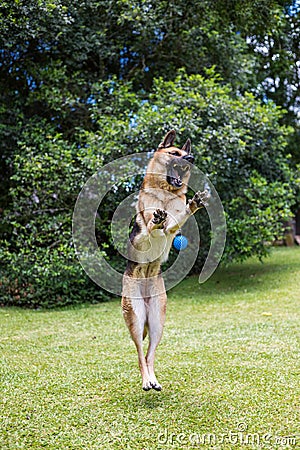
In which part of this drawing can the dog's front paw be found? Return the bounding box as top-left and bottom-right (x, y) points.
(152, 208), (167, 226)
(189, 190), (210, 213)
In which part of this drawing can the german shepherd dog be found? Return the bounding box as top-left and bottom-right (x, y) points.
(122, 130), (209, 391)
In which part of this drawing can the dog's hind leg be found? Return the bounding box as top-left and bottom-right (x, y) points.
(145, 279), (167, 391)
(122, 295), (153, 391)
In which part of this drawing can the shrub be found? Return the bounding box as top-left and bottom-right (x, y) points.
(1, 71), (296, 306)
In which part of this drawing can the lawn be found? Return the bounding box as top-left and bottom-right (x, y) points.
(0, 247), (299, 449)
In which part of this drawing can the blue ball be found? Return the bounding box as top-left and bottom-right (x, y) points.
(173, 235), (188, 251)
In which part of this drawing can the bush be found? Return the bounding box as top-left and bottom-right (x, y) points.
(0, 123), (108, 307)
(0, 247), (107, 308)
(87, 70), (296, 266)
(0, 71), (297, 307)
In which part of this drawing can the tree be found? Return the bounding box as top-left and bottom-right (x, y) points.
(245, 2), (300, 164)
(0, 0), (298, 306)
(1, 72), (296, 306)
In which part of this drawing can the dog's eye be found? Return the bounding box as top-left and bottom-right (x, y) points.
(168, 151), (180, 156)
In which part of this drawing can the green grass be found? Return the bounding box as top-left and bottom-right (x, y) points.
(1, 247), (300, 449)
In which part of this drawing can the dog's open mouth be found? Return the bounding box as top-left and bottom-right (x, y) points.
(166, 162), (190, 188)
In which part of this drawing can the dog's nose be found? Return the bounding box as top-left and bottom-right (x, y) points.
(182, 154), (195, 164)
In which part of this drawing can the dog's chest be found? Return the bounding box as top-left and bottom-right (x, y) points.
(149, 230), (173, 263)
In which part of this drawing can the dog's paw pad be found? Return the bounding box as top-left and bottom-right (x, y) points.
(191, 190), (210, 208)
(152, 208), (167, 224)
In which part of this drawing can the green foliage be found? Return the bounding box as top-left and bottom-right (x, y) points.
(0, 246), (107, 308)
(1, 71), (296, 307)
(0, 1), (299, 307)
(87, 71), (295, 264)
(0, 122), (109, 307)
(226, 173), (295, 259)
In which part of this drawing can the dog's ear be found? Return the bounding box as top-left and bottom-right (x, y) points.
(181, 138), (191, 154)
(158, 129), (176, 149)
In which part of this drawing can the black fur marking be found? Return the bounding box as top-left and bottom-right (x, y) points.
(129, 219), (141, 244)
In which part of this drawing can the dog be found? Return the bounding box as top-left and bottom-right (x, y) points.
(121, 130), (209, 391)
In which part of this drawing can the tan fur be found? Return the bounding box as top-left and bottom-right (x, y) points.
(121, 130), (209, 391)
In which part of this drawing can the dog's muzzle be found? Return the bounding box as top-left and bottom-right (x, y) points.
(167, 156), (194, 188)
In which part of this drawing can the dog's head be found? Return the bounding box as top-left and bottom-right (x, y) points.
(152, 130), (195, 190)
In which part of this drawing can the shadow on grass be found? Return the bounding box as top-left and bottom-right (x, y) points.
(137, 392), (166, 409)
